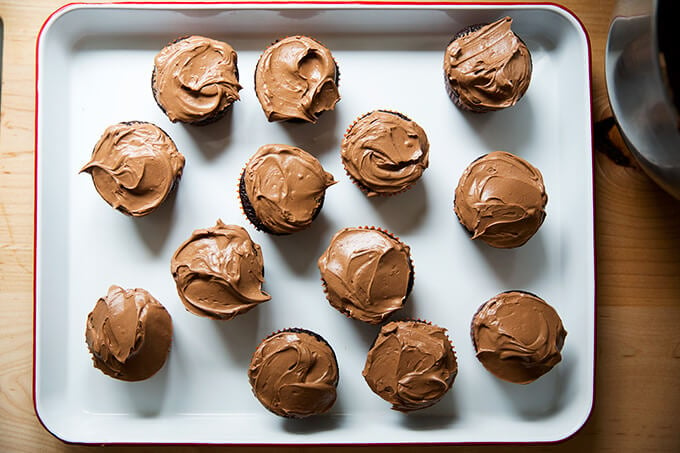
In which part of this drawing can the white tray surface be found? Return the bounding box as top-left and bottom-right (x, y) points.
(35, 3), (594, 444)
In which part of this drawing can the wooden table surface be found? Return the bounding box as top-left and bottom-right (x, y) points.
(1, 0), (679, 451)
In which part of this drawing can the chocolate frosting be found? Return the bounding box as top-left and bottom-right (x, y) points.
(153, 35), (242, 123)
(80, 122), (184, 217)
(255, 36), (340, 123)
(342, 111), (430, 197)
(317, 227), (412, 324)
(362, 321), (457, 412)
(248, 329), (339, 418)
(454, 151), (547, 248)
(445, 17), (532, 111)
(170, 220), (270, 320)
(471, 291), (567, 384)
(243, 144), (336, 234)
(85, 285), (173, 381)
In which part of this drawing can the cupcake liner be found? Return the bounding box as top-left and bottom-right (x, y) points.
(341, 110), (425, 197)
(254, 36), (340, 123)
(152, 36), (240, 126)
(319, 226), (415, 324)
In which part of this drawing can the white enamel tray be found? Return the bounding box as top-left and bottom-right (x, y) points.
(35, 2), (594, 445)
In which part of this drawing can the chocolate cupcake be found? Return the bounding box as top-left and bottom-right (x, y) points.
(170, 220), (270, 320)
(341, 110), (430, 197)
(248, 328), (339, 418)
(80, 121), (185, 217)
(471, 291), (567, 384)
(363, 320), (458, 412)
(85, 285), (173, 381)
(254, 36), (340, 123)
(152, 35), (242, 124)
(454, 151), (547, 248)
(444, 16), (532, 112)
(317, 227), (413, 324)
(239, 144), (336, 235)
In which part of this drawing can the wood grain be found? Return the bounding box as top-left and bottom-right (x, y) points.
(1, 0), (679, 451)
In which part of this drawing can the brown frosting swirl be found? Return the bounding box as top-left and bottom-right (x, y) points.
(471, 291), (567, 384)
(242, 144), (336, 234)
(454, 151), (547, 248)
(362, 321), (457, 412)
(341, 111), (430, 197)
(248, 329), (339, 418)
(85, 285), (173, 381)
(153, 35), (242, 123)
(170, 220), (270, 320)
(255, 36), (340, 123)
(444, 17), (532, 112)
(317, 227), (412, 324)
(80, 122), (185, 217)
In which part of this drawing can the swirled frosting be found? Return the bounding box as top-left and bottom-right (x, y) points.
(80, 122), (185, 217)
(317, 227), (412, 324)
(254, 36), (340, 123)
(454, 151), (547, 248)
(170, 220), (270, 320)
(471, 291), (567, 384)
(153, 35), (242, 123)
(362, 321), (457, 412)
(85, 285), (173, 381)
(444, 17), (532, 112)
(248, 329), (339, 418)
(341, 111), (430, 197)
(241, 144), (336, 234)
